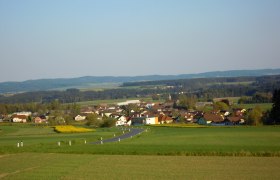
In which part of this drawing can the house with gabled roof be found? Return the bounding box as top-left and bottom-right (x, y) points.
(75, 115), (86, 121)
(226, 116), (245, 125)
(34, 115), (48, 124)
(12, 115), (27, 123)
(203, 112), (224, 125)
(115, 115), (127, 126)
(158, 115), (173, 124)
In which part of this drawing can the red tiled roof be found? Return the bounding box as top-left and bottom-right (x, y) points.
(203, 113), (224, 122)
(12, 115), (27, 119)
(159, 115), (173, 122)
(227, 116), (241, 122)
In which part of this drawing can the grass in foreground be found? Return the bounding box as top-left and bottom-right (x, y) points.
(0, 153), (280, 180)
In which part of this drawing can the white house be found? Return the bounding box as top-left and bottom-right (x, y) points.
(115, 116), (127, 126)
(115, 116), (132, 126)
(126, 119), (132, 126)
(12, 115), (27, 123)
(144, 116), (159, 125)
(75, 115), (86, 121)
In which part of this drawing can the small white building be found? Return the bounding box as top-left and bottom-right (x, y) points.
(75, 115), (86, 121)
(116, 116), (127, 126)
(12, 115), (27, 123)
(117, 100), (140, 106)
(144, 116), (159, 125)
(115, 116), (131, 126)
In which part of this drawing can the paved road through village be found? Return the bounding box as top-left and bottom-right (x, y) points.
(92, 128), (145, 144)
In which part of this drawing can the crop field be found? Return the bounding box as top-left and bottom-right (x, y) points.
(0, 153), (280, 180)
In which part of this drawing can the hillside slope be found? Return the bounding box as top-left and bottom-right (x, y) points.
(0, 68), (279, 93)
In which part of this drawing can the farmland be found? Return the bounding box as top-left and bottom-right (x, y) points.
(236, 103), (273, 111)
(0, 153), (280, 180)
(1, 124), (280, 179)
(1, 125), (280, 156)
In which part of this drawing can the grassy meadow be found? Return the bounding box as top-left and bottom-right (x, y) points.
(236, 103), (273, 111)
(1, 124), (280, 156)
(1, 124), (280, 179)
(1, 153), (280, 180)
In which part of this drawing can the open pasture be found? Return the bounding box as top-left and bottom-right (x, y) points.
(0, 153), (280, 179)
(236, 103), (273, 111)
(0, 125), (280, 156)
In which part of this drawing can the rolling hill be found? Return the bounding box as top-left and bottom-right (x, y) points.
(0, 68), (280, 94)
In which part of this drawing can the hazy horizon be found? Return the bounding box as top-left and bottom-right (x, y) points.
(1, 0), (280, 82)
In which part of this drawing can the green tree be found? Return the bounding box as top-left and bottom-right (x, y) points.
(0, 104), (7, 114)
(120, 104), (139, 116)
(27, 116), (32, 122)
(101, 117), (116, 127)
(151, 94), (160, 101)
(86, 113), (102, 127)
(214, 101), (229, 111)
(63, 114), (74, 125)
(246, 106), (263, 126)
(178, 94), (197, 110)
(66, 103), (81, 116)
(55, 116), (65, 125)
(178, 115), (185, 124)
(49, 100), (61, 110)
(270, 89), (280, 124)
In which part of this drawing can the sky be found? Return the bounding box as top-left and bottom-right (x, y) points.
(0, 0), (280, 82)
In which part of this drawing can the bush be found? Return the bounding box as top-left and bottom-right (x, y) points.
(101, 117), (116, 128)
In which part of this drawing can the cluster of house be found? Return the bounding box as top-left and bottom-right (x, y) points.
(76, 100), (246, 126)
(0, 111), (48, 124)
(0, 100), (246, 126)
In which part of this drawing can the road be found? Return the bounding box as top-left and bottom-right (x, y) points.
(92, 128), (145, 144)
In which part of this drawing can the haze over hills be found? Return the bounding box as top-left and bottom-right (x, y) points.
(1, 69), (280, 94)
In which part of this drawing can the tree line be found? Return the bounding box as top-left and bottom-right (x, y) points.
(0, 75), (279, 104)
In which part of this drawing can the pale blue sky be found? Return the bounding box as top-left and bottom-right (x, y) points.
(0, 0), (279, 82)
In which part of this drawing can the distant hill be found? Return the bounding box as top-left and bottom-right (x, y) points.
(0, 68), (280, 94)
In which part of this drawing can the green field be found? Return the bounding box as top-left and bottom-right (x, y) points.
(1, 125), (280, 179)
(236, 103), (273, 111)
(0, 153), (280, 179)
(1, 125), (280, 156)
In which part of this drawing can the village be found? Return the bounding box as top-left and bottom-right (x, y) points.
(0, 95), (247, 127)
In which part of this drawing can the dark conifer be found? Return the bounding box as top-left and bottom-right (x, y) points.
(270, 89), (280, 124)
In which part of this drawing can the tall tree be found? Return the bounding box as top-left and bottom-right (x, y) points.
(86, 113), (102, 127)
(214, 101), (229, 111)
(246, 106), (263, 126)
(177, 94), (197, 110)
(270, 89), (280, 124)
(120, 104), (139, 116)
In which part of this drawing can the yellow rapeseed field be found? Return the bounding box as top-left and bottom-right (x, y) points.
(54, 125), (94, 133)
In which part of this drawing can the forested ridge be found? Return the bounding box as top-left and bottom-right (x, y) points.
(0, 75), (279, 104)
(1, 69), (279, 94)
